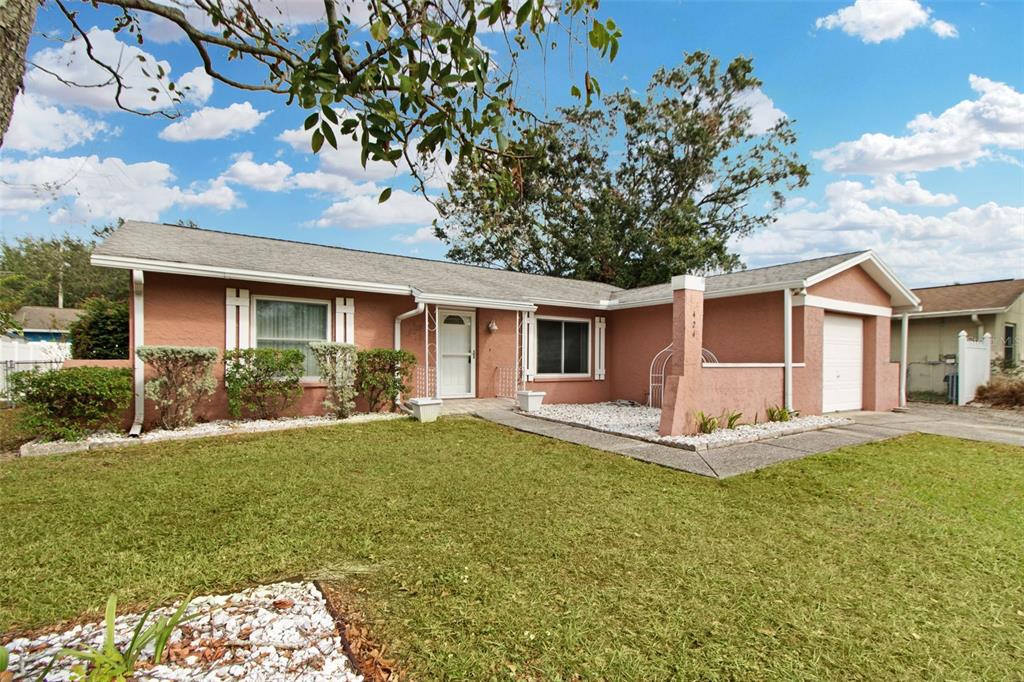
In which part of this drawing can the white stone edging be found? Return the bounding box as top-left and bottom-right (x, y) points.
(19, 413), (406, 458)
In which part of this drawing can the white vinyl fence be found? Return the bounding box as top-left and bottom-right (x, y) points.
(0, 339), (71, 399)
(956, 331), (992, 405)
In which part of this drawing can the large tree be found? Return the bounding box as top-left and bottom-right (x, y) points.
(435, 52), (811, 287)
(0, 234), (128, 309)
(0, 0), (620, 190)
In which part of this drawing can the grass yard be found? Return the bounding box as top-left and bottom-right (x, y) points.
(1, 418), (1022, 679)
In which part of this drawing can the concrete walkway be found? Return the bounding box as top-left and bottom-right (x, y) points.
(475, 403), (1023, 479)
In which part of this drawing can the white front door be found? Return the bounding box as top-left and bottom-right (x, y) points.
(438, 310), (475, 398)
(822, 313), (863, 412)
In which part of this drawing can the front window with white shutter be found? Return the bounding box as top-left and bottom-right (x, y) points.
(254, 298), (329, 378)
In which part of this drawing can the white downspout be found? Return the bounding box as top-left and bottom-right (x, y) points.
(129, 269), (145, 436)
(394, 302), (425, 349)
(783, 287), (793, 413)
(899, 312), (909, 408)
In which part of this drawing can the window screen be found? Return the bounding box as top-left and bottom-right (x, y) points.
(537, 319), (589, 375)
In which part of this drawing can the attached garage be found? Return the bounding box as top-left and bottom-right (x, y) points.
(822, 313), (863, 412)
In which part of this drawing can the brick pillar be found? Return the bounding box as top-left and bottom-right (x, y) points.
(658, 275), (705, 436)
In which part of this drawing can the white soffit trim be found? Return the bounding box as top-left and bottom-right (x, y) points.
(799, 294), (892, 318)
(703, 362), (807, 368)
(804, 251), (919, 309)
(91, 254), (411, 296)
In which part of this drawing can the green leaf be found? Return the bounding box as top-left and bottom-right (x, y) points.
(311, 129), (325, 153)
(320, 121), (338, 149)
(516, 0), (532, 28)
(570, 84), (581, 99)
(303, 112), (319, 130)
(370, 21), (388, 41)
(378, 187), (392, 203)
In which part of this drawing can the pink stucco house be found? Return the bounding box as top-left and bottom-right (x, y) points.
(91, 221), (921, 435)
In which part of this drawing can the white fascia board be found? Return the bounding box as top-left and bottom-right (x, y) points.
(603, 297), (673, 310)
(907, 307), (1005, 319)
(415, 291), (537, 312)
(703, 280), (806, 300)
(703, 362), (807, 368)
(800, 294), (892, 318)
(530, 297), (610, 310)
(91, 254), (412, 296)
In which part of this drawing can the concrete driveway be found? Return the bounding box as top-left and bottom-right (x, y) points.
(846, 403), (1024, 448)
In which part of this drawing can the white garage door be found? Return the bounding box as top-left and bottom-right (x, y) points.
(822, 314), (863, 412)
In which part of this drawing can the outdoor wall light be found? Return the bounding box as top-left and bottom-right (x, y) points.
(487, 320), (499, 332)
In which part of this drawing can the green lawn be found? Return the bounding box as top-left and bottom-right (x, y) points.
(1, 418), (1022, 680)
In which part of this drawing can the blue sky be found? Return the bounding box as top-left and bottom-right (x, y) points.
(1, 0), (1022, 287)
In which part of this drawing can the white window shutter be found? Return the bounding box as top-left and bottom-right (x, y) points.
(335, 297), (355, 344)
(595, 316), (606, 380)
(522, 311), (536, 380)
(225, 288), (251, 350)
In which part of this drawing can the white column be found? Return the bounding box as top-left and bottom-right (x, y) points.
(899, 313), (909, 408)
(783, 287), (793, 412)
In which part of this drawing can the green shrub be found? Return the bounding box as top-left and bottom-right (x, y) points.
(765, 405), (792, 422)
(224, 348), (304, 420)
(694, 411), (719, 434)
(136, 346), (217, 430)
(355, 348), (416, 412)
(69, 297), (129, 359)
(9, 366), (132, 441)
(310, 342), (357, 418)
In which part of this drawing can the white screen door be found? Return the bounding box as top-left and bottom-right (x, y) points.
(439, 310), (475, 397)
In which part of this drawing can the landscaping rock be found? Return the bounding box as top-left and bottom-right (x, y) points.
(534, 402), (851, 450)
(3, 582), (362, 681)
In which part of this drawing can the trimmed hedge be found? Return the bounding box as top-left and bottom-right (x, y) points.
(309, 342), (357, 418)
(9, 366), (132, 441)
(137, 346), (218, 429)
(356, 348), (416, 412)
(224, 348), (304, 419)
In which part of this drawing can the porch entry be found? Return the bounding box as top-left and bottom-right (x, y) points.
(438, 309), (476, 398)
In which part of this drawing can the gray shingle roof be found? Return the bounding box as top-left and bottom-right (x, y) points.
(94, 221), (870, 307)
(612, 251), (868, 304)
(14, 306), (83, 331)
(95, 221), (622, 306)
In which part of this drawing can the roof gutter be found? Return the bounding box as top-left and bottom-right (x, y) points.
(908, 307), (1005, 319)
(394, 303), (425, 350)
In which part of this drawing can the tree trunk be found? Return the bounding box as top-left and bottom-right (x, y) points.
(0, 0), (38, 149)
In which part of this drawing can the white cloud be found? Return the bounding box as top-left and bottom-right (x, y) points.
(0, 154), (239, 223)
(814, 75), (1024, 175)
(314, 189), (438, 228)
(815, 0), (957, 43)
(825, 175), (957, 207)
(929, 19), (958, 38)
(220, 152), (293, 191)
(159, 102), (270, 141)
(736, 88), (786, 135)
(290, 171), (380, 198)
(25, 28), (212, 112)
(5, 93), (108, 153)
(392, 226), (438, 245)
(736, 181), (1023, 286)
(278, 125), (402, 182)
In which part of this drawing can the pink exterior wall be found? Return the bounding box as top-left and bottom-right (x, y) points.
(703, 293), (806, 363)
(809, 265), (890, 306)
(606, 304), (672, 404)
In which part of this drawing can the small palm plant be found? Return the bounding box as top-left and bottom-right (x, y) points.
(722, 410), (743, 430)
(40, 594), (193, 681)
(695, 411), (719, 434)
(765, 405), (792, 422)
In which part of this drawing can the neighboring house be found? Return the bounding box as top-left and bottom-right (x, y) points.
(890, 279), (1024, 396)
(9, 306), (83, 342)
(91, 221), (920, 435)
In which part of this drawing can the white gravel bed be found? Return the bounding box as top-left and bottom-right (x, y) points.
(4, 582), (362, 682)
(533, 402), (851, 450)
(20, 413), (406, 457)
